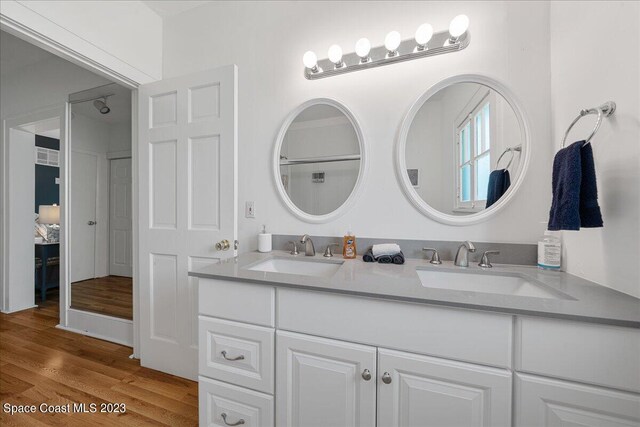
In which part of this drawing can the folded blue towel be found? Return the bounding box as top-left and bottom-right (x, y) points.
(548, 141), (603, 231)
(377, 255), (393, 264)
(363, 248), (375, 262)
(486, 169), (511, 208)
(392, 251), (405, 265)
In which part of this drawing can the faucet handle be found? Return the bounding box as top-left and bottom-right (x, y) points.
(323, 243), (340, 258)
(478, 250), (500, 268)
(422, 248), (442, 265)
(288, 241), (299, 255)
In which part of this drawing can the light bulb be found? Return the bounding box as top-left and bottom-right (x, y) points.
(302, 51), (318, 70)
(449, 14), (469, 40)
(415, 23), (433, 49)
(355, 38), (371, 60)
(328, 44), (343, 66)
(384, 31), (401, 55)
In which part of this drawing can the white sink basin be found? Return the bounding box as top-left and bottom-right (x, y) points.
(246, 257), (343, 278)
(416, 268), (572, 300)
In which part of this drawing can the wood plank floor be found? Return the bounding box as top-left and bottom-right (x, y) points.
(0, 291), (198, 426)
(70, 276), (133, 320)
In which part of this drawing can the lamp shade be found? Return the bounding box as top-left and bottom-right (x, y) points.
(39, 205), (60, 224)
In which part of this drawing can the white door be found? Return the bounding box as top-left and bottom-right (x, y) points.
(70, 150), (98, 283)
(109, 158), (132, 277)
(276, 331), (377, 427)
(377, 348), (512, 427)
(515, 374), (640, 427)
(138, 65), (238, 380)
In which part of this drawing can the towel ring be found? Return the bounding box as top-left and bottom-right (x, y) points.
(561, 101), (616, 148)
(496, 146), (521, 170)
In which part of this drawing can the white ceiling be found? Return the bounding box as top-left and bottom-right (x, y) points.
(143, 1), (209, 18)
(0, 31), (54, 76)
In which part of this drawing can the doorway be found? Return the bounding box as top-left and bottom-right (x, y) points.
(67, 83), (134, 323)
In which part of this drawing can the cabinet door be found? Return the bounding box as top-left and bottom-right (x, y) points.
(276, 331), (376, 427)
(378, 348), (512, 427)
(515, 373), (640, 427)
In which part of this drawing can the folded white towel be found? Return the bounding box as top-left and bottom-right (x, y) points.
(372, 243), (401, 258)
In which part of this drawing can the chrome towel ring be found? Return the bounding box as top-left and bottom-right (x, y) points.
(561, 101), (616, 148)
(496, 145), (522, 170)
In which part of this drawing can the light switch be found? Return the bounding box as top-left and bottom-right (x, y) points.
(245, 201), (255, 218)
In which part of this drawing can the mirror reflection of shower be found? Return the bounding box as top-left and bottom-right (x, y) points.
(68, 83), (133, 320)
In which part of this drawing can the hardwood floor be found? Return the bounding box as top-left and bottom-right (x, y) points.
(70, 276), (133, 320)
(0, 291), (198, 426)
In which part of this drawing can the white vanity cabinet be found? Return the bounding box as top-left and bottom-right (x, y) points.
(197, 277), (640, 427)
(377, 348), (512, 427)
(276, 331), (377, 427)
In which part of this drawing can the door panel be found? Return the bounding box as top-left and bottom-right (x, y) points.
(378, 348), (512, 427)
(276, 331), (376, 427)
(70, 151), (97, 282)
(138, 65), (237, 380)
(515, 373), (640, 427)
(109, 158), (132, 277)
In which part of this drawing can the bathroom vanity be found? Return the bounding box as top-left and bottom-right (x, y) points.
(190, 252), (640, 427)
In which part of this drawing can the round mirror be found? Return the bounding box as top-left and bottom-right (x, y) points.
(274, 99), (366, 222)
(397, 75), (529, 225)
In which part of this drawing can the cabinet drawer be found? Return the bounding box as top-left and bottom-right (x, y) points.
(515, 373), (640, 427)
(199, 278), (275, 327)
(517, 317), (640, 392)
(199, 376), (274, 427)
(378, 348), (512, 427)
(199, 316), (274, 394)
(277, 289), (513, 368)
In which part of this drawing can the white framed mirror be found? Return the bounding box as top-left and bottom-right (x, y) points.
(396, 74), (530, 225)
(273, 98), (367, 223)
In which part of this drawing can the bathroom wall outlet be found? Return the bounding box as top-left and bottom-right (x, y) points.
(245, 201), (255, 218)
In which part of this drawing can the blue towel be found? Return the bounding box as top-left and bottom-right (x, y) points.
(363, 248), (375, 263)
(392, 251), (405, 265)
(486, 169), (511, 208)
(548, 141), (603, 231)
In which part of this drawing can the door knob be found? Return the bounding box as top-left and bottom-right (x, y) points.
(215, 239), (231, 251)
(382, 372), (392, 384)
(361, 369), (372, 381)
(87, 221), (97, 226)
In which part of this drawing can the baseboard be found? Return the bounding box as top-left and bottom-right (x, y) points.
(1, 304), (38, 314)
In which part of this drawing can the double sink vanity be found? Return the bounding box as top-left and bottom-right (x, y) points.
(190, 242), (640, 427)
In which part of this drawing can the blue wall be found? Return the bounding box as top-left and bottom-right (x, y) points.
(35, 135), (60, 213)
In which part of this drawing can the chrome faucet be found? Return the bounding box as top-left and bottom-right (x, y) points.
(454, 241), (476, 267)
(300, 234), (315, 256)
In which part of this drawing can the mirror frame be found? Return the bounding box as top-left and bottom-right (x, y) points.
(395, 74), (531, 225)
(273, 98), (368, 223)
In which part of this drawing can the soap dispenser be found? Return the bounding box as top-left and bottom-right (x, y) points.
(538, 222), (561, 270)
(258, 225), (272, 253)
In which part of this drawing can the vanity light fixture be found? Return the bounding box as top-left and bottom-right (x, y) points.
(303, 15), (470, 80)
(355, 38), (372, 63)
(415, 23), (434, 51)
(384, 31), (402, 57)
(328, 44), (345, 68)
(303, 50), (321, 74)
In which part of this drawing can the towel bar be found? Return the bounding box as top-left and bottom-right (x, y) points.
(561, 101), (616, 148)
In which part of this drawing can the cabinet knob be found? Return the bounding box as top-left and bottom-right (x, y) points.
(382, 372), (392, 384)
(221, 413), (245, 426)
(361, 369), (372, 381)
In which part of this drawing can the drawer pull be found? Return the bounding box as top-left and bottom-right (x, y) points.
(361, 369), (372, 381)
(382, 372), (392, 384)
(221, 412), (245, 426)
(221, 350), (245, 361)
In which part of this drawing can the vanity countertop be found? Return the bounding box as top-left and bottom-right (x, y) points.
(189, 251), (640, 328)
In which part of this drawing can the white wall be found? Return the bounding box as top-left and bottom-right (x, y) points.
(550, 1), (640, 297)
(0, 0), (162, 84)
(163, 1), (553, 252)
